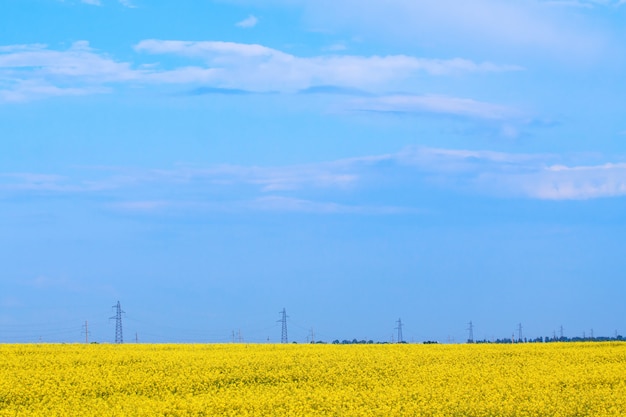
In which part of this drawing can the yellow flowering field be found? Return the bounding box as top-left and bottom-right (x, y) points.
(1, 342), (625, 416)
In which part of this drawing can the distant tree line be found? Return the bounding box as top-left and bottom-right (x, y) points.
(471, 335), (624, 344)
(332, 339), (375, 344)
(294, 335), (624, 345)
(314, 339), (430, 345)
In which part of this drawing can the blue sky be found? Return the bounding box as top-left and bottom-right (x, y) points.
(1, 0), (626, 343)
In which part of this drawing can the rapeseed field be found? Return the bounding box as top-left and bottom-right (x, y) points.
(1, 342), (625, 416)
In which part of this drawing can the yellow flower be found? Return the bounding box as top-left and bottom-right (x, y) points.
(0, 342), (625, 416)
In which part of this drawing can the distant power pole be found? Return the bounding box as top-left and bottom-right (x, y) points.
(467, 321), (474, 343)
(517, 323), (523, 342)
(395, 318), (403, 344)
(559, 325), (564, 340)
(278, 308), (288, 344)
(82, 320), (90, 344)
(110, 301), (124, 344)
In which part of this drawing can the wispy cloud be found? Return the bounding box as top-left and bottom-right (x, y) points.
(297, 0), (610, 61)
(323, 43), (348, 52)
(236, 15), (259, 28)
(251, 196), (415, 214)
(541, 0), (626, 7)
(28, 275), (83, 292)
(151, 162), (361, 192)
(77, 0), (135, 6)
(299, 85), (372, 96)
(187, 86), (254, 96)
(523, 163), (626, 199)
(0, 40), (521, 102)
(0, 173), (78, 192)
(0, 41), (138, 102)
(0, 172), (117, 193)
(345, 94), (532, 138)
(3, 148), (626, 208)
(134, 40), (522, 93)
(395, 147), (626, 200)
(350, 94), (521, 121)
(110, 200), (172, 212)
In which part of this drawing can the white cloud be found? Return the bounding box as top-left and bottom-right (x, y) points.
(542, 0), (626, 7)
(251, 196), (412, 214)
(110, 200), (171, 212)
(349, 94), (522, 121)
(143, 66), (219, 84)
(399, 147), (626, 200)
(134, 39), (521, 92)
(0, 41), (138, 81)
(236, 15), (258, 28)
(0, 40), (520, 102)
(541, 1), (594, 8)
(524, 163), (626, 199)
(345, 94), (531, 138)
(29, 275), (82, 292)
(293, 0), (609, 61)
(0, 80), (105, 102)
(135, 39), (283, 58)
(78, 0), (135, 6)
(4, 148), (626, 212)
(324, 43), (348, 52)
(395, 147), (547, 169)
(0, 172), (116, 193)
(147, 163), (360, 192)
(0, 42), (140, 101)
(107, 196), (413, 215)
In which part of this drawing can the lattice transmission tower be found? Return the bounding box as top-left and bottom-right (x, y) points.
(395, 318), (403, 344)
(110, 301), (125, 344)
(467, 320), (474, 343)
(278, 308), (288, 343)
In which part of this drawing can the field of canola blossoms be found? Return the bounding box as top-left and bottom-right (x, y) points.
(1, 342), (625, 416)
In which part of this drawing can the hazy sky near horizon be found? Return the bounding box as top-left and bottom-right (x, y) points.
(1, 0), (626, 343)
